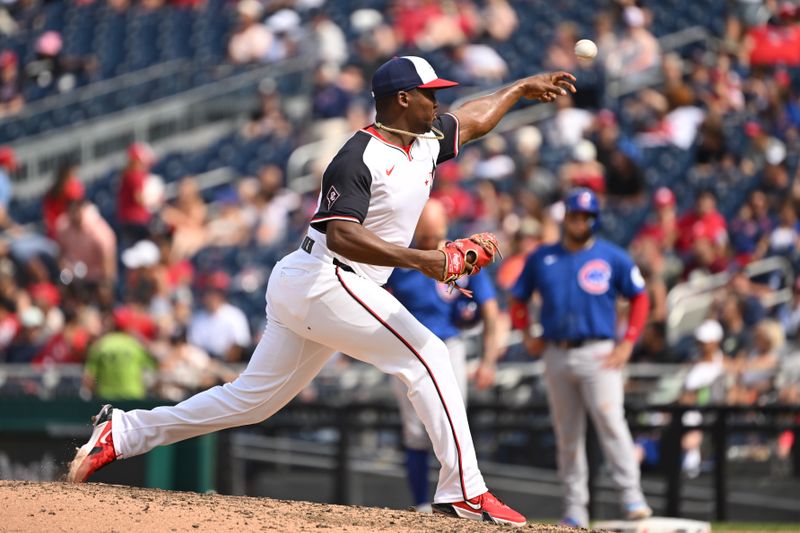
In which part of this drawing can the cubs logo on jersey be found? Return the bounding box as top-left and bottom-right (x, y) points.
(578, 259), (611, 294)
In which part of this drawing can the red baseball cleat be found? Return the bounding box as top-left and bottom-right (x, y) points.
(432, 491), (527, 527)
(67, 404), (118, 483)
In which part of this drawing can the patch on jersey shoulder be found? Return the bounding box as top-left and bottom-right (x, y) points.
(631, 265), (645, 289)
(578, 259), (611, 295)
(326, 186), (341, 209)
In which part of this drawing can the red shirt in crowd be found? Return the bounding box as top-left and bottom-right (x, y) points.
(117, 168), (151, 225)
(42, 178), (85, 238)
(32, 327), (90, 365)
(748, 24), (800, 66)
(676, 210), (728, 253)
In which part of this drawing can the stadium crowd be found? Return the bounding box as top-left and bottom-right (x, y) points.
(1, 0), (800, 473)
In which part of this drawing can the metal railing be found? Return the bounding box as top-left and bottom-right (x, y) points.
(666, 256), (795, 345)
(223, 400), (800, 522)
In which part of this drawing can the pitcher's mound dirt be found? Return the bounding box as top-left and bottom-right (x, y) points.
(0, 480), (594, 533)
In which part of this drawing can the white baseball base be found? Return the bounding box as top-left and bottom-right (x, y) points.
(592, 517), (711, 533)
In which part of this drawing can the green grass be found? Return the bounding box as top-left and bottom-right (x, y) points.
(711, 523), (800, 532)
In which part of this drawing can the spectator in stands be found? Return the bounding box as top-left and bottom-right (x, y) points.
(312, 63), (352, 120)
(729, 189), (774, 265)
(392, 0), (478, 51)
(117, 142), (157, 244)
(205, 187), (251, 247)
(0, 295), (18, 356)
(0, 253), (24, 310)
(241, 80), (290, 139)
(121, 237), (175, 324)
(391, 0), (443, 48)
(767, 199), (800, 260)
(728, 319), (783, 405)
(682, 236), (730, 281)
(83, 315), (157, 400)
(160, 176), (207, 260)
(596, 129), (646, 202)
(679, 319), (727, 477)
(430, 161), (475, 224)
(559, 140), (605, 196)
(495, 217), (543, 292)
(632, 321), (678, 363)
(634, 187), (679, 254)
(694, 114), (731, 169)
(5, 306), (48, 363)
(745, 2), (800, 67)
(155, 327), (237, 402)
(264, 8), (302, 63)
(28, 281), (63, 335)
(718, 294), (751, 359)
(593, 11), (618, 66)
(474, 135), (516, 182)
(676, 190), (728, 256)
(548, 93), (594, 148)
(351, 10), (399, 74)
(604, 5), (661, 82)
(734, 277), (769, 331)
(43, 162), (85, 238)
(545, 21), (581, 72)
(228, 0), (272, 65)
(0, 50), (23, 117)
(309, 9), (347, 67)
(55, 197), (117, 287)
(253, 164), (299, 247)
(0, 146), (16, 230)
(447, 42), (509, 86)
(26, 30), (98, 94)
(188, 271), (250, 362)
(662, 85), (705, 150)
(481, 0), (518, 42)
(780, 277), (800, 340)
(31, 308), (90, 366)
(512, 125), (558, 203)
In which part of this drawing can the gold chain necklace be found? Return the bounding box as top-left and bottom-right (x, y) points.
(374, 121), (444, 141)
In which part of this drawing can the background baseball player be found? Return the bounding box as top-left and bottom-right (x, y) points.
(385, 198), (501, 512)
(67, 55), (576, 527)
(509, 188), (652, 527)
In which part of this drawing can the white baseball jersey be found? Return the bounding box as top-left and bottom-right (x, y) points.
(109, 112), (489, 505)
(307, 113), (460, 284)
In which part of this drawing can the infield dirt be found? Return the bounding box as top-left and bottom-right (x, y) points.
(0, 480), (593, 532)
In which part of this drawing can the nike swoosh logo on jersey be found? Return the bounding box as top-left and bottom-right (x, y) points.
(386, 165), (395, 176)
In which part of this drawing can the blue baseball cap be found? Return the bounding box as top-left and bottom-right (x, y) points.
(371, 56), (458, 100)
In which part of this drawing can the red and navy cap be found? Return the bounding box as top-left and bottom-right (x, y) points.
(371, 56), (458, 100)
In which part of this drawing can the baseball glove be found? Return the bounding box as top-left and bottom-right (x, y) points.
(439, 232), (502, 296)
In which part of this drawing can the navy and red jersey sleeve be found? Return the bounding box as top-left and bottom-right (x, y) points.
(434, 113), (460, 165)
(510, 249), (541, 302)
(310, 134), (373, 233)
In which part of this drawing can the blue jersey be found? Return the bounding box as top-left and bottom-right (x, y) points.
(386, 268), (497, 340)
(511, 239), (645, 341)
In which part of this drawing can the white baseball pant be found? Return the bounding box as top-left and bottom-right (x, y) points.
(111, 249), (488, 503)
(392, 337), (467, 450)
(543, 340), (646, 525)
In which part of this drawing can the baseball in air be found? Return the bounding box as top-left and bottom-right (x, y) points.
(574, 39), (598, 60)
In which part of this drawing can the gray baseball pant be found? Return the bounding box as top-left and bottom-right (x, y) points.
(543, 340), (646, 526)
